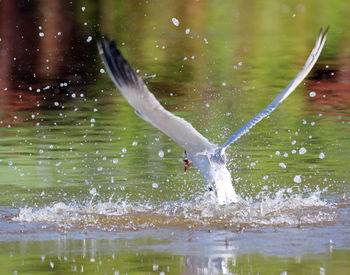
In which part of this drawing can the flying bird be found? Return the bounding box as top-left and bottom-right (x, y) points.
(97, 28), (328, 204)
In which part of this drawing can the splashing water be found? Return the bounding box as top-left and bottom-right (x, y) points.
(210, 163), (239, 204)
(13, 189), (335, 231)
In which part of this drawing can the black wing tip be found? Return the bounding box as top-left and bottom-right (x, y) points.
(323, 25), (330, 40)
(98, 34), (140, 89)
(324, 25), (330, 34)
(319, 26), (330, 41)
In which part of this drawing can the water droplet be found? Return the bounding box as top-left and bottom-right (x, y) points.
(279, 162), (287, 169)
(152, 183), (159, 189)
(293, 175), (302, 183)
(89, 188), (97, 196)
(299, 147), (307, 155)
(86, 36), (92, 43)
(309, 91), (316, 97)
(319, 152), (325, 159)
(113, 158), (118, 164)
(171, 17), (179, 26)
(158, 150), (164, 158)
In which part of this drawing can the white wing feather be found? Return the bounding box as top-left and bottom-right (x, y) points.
(98, 28), (328, 157)
(220, 27), (328, 151)
(97, 37), (215, 155)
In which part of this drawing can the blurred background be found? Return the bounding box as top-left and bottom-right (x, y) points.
(0, 1), (349, 274)
(0, 0), (348, 203)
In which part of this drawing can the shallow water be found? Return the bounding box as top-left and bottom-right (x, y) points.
(1, 0), (350, 274)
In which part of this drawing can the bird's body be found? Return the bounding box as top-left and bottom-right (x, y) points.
(98, 28), (328, 205)
(185, 148), (238, 204)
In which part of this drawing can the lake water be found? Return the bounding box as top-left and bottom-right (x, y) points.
(0, 0), (349, 274)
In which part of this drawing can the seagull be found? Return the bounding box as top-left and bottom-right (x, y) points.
(97, 28), (328, 204)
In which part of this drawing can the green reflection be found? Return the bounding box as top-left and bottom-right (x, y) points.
(0, 239), (185, 274)
(0, 0), (350, 274)
(1, 239), (349, 275)
(229, 250), (350, 275)
(0, 0), (349, 206)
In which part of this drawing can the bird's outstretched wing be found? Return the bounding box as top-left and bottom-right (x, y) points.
(98, 36), (215, 155)
(219, 27), (328, 152)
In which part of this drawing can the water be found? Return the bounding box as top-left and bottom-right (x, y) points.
(1, 0), (350, 274)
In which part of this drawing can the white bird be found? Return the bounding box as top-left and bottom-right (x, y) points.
(97, 28), (328, 204)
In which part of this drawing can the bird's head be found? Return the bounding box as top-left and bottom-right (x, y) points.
(184, 149), (227, 184)
(183, 151), (192, 172)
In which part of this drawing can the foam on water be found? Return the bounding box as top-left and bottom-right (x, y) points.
(13, 189), (336, 231)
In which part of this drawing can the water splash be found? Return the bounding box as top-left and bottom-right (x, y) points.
(13, 189), (336, 231)
(211, 164), (239, 204)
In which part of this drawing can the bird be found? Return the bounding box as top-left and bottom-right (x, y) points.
(97, 27), (328, 205)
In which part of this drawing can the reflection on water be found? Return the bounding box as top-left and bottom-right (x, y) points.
(0, 0), (350, 274)
(1, 229), (350, 274)
(0, 0), (96, 116)
(308, 58), (350, 113)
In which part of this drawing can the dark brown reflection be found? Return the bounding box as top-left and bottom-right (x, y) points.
(307, 59), (350, 116)
(0, 0), (97, 123)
